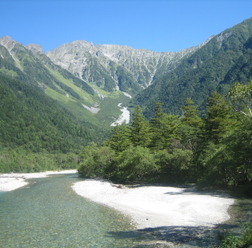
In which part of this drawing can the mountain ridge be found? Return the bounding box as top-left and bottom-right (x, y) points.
(132, 17), (252, 116)
(46, 38), (204, 93)
(1, 17), (252, 123)
(0, 35), (134, 135)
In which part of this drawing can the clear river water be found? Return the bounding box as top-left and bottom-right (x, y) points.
(1, 173), (251, 248)
(0, 173), (137, 248)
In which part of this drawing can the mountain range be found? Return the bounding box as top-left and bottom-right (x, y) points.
(0, 17), (252, 152)
(46, 40), (201, 93)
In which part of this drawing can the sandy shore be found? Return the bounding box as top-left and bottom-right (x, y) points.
(0, 170), (77, 192)
(72, 179), (235, 229)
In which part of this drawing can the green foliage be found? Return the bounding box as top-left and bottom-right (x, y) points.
(179, 98), (204, 151)
(0, 148), (78, 173)
(79, 83), (252, 188)
(0, 74), (99, 153)
(150, 102), (182, 150)
(204, 92), (236, 144)
(78, 104), (193, 184)
(193, 85), (252, 187)
(133, 18), (252, 117)
(130, 106), (152, 147)
(228, 81), (252, 117)
(241, 224), (252, 247)
(115, 146), (159, 183)
(104, 124), (132, 152)
(220, 232), (240, 248)
(224, 118), (252, 185)
(78, 143), (115, 178)
(220, 224), (252, 248)
(155, 148), (193, 183)
(0, 72), (106, 172)
(115, 65), (142, 94)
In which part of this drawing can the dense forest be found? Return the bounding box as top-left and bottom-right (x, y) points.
(0, 73), (104, 172)
(78, 81), (252, 191)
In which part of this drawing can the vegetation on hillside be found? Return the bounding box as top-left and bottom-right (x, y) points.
(0, 73), (104, 172)
(133, 18), (252, 117)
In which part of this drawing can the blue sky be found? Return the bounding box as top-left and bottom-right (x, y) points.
(1, 0), (252, 52)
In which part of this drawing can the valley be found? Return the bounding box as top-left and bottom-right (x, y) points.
(0, 15), (252, 248)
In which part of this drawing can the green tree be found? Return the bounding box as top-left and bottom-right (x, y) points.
(204, 92), (235, 144)
(149, 103), (182, 150)
(150, 102), (166, 150)
(224, 118), (252, 185)
(228, 81), (252, 118)
(130, 106), (151, 147)
(78, 143), (115, 178)
(155, 148), (193, 183)
(150, 102), (164, 129)
(115, 146), (159, 183)
(180, 98), (204, 151)
(105, 124), (131, 152)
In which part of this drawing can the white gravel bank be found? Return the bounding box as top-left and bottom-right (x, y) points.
(0, 170), (77, 192)
(72, 179), (235, 229)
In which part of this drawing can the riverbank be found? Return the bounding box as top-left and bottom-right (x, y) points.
(72, 179), (235, 229)
(0, 170), (77, 191)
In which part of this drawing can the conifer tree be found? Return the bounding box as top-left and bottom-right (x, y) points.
(180, 98), (203, 150)
(105, 124), (131, 152)
(204, 92), (235, 144)
(130, 106), (151, 147)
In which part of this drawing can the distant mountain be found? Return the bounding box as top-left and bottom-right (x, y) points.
(0, 36), (94, 96)
(47, 40), (200, 95)
(132, 18), (252, 116)
(1, 17), (252, 153)
(0, 36), (131, 130)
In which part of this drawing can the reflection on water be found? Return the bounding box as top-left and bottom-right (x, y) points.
(0, 174), (135, 248)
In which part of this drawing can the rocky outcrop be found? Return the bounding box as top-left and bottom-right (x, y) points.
(47, 40), (201, 94)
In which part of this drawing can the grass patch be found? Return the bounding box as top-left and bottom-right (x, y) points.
(48, 68), (94, 103)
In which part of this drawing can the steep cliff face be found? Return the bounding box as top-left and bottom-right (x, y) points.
(47, 40), (200, 94)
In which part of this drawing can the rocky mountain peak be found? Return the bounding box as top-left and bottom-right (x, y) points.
(0, 36), (18, 51)
(26, 43), (44, 54)
(46, 39), (198, 92)
(48, 40), (97, 57)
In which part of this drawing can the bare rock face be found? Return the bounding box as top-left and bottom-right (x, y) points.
(47, 40), (200, 93)
(0, 36), (18, 51)
(26, 44), (44, 54)
(0, 35), (208, 95)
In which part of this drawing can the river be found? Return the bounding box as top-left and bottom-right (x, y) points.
(0, 173), (136, 248)
(1, 173), (251, 248)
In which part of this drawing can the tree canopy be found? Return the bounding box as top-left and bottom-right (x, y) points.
(78, 83), (252, 189)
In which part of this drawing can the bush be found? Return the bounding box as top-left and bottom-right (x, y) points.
(219, 232), (240, 248)
(115, 146), (159, 183)
(155, 148), (193, 183)
(219, 224), (252, 248)
(0, 148), (78, 172)
(78, 143), (115, 178)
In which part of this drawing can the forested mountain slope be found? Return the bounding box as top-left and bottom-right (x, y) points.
(0, 38), (109, 172)
(0, 73), (100, 152)
(133, 18), (252, 117)
(0, 36), (130, 128)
